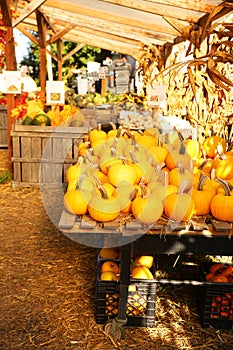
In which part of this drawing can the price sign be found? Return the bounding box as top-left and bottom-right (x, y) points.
(148, 85), (166, 108)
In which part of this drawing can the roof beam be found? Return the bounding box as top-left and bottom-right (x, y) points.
(100, 0), (206, 22)
(144, 0), (219, 13)
(44, 0), (181, 36)
(46, 24), (76, 45)
(12, 0), (46, 27)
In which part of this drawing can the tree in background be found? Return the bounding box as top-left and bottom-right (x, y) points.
(19, 35), (111, 87)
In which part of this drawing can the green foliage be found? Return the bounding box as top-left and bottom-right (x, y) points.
(0, 172), (13, 184)
(19, 36), (111, 87)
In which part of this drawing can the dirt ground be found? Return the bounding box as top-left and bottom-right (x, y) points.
(0, 180), (233, 350)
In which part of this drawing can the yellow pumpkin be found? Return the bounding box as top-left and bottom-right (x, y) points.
(64, 189), (91, 215)
(164, 181), (195, 222)
(88, 194), (120, 222)
(131, 182), (163, 224)
(89, 124), (107, 143)
(108, 161), (137, 187)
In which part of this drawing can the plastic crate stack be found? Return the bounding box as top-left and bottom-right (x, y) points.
(95, 249), (157, 327)
(198, 262), (233, 330)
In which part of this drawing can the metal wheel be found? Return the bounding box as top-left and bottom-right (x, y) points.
(103, 319), (125, 340)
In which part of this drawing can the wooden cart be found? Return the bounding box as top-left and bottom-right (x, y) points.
(58, 211), (233, 339)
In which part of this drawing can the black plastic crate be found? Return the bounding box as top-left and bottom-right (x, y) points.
(198, 262), (233, 330)
(96, 278), (156, 327)
(96, 254), (156, 327)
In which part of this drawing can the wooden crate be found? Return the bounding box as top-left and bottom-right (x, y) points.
(11, 124), (88, 186)
(0, 105), (7, 148)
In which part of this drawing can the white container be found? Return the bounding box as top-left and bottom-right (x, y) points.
(77, 78), (88, 95)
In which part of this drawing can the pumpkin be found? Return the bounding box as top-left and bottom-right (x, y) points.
(108, 160), (137, 187)
(64, 189), (91, 215)
(129, 150), (154, 184)
(165, 142), (191, 170)
(164, 181), (195, 222)
(202, 135), (226, 158)
(192, 172), (215, 215)
(185, 139), (201, 160)
(88, 182), (120, 222)
(89, 123), (107, 144)
(210, 179), (233, 222)
(168, 163), (194, 191)
(149, 144), (168, 165)
(131, 182), (163, 224)
(211, 155), (233, 180)
(65, 157), (88, 183)
(135, 134), (158, 149)
(112, 181), (137, 213)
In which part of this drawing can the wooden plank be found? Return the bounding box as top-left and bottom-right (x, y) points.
(210, 219), (232, 232)
(58, 210), (76, 229)
(80, 215), (97, 229)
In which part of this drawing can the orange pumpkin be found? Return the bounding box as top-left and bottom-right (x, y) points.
(210, 179), (233, 222)
(165, 142), (191, 170)
(192, 173), (215, 215)
(202, 135), (226, 158)
(168, 163), (194, 191)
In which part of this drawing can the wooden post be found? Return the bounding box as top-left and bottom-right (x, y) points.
(3, 0), (17, 173)
(36, 10), (47, 102)
(57, 39), (63, 81)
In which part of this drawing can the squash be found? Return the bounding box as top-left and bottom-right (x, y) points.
(22, 115), (33, 125)
(164, 181), (195, 222)
(31, 113), (51, 126)
(210, 179), (233, 222)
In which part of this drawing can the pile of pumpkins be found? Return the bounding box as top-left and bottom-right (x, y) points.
(63, 122), (233, 225)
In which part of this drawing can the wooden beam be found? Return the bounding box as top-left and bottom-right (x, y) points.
(44, 0), (181, 36)
(12, 0), (46, 27)
(62, 43), (85, 62)
(0, 0), (12, 26)
(46, 24), (76, 45)
(65, 31), (140, 59)
(16, 24), (40, 46)
(143, 0), (219, 13)
(100, 0), (206, 22)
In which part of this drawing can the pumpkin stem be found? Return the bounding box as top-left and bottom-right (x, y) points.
(197, 172), (207, 191)
(129, 187), (138, 201)
(198, 159), (211, 170)
(178, 180), (189, 195)
(215, 178), (232, 196)
(214, 143), (226, 160)
(177, 162), (185, 174)
(129, 150), (138, 164)
(109, 122), (116, 131)
(174, 126), (184, 142)
(97, 123), (102, 131)
(139, 180), (149, 199)
(94, 176), (109, 199)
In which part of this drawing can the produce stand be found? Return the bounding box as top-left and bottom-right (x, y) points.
(58, 210), (233, 339)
